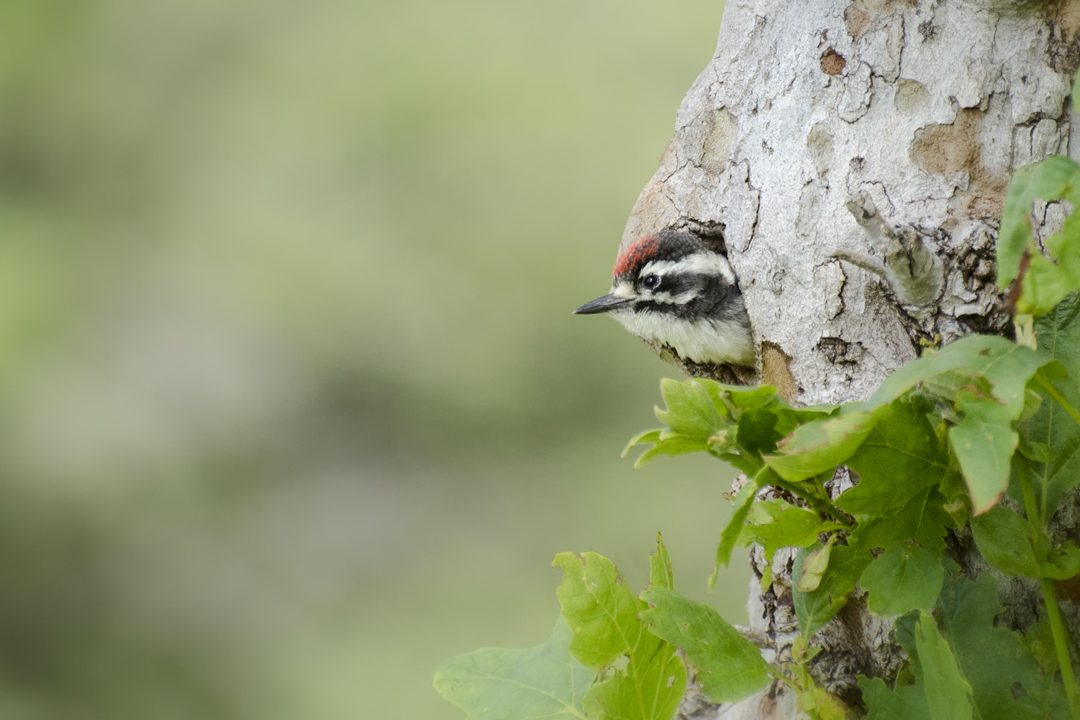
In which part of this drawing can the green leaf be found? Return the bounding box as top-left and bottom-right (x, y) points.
(949, 391), (1017, 514)
(553, 552), (646, 669)
(934, 569), (1069, 719)
(735, 408), (785, 460)
(766, 409), (879, 482)
(859, 676), (927, 720)
(1017, 435), (1053, 463)
(623, 429), (662, 457)
(631, 432), (708, 468)
(849, 487), (951, 554)
(861, 544), (944, 616)
(582, 647), (685, 720)
(553, 551), (687, 720)
(649, 534), (674, 590)
(1040, 540), (1080, 580)
(838, 399), (948, 516)
(639, 587), (773, 704)
(913, 611), (973, 720)
(1021, 620), (1059, 676)
(970, 506), (1040, 577)
(797, 686), (851, 720)
(740, 499), (843, 565)
(710, 472), (762, 589)
(869, 567), (1068, 720)
(702, 381), (780, 413)
(1029, 294), (1080, 517)
(795, 536), (834, 592)
(433, 616), (593, 720)
(869, 335), (1056, 411)
(655, 378), (727, 441)
(1018, 207), (1080, 314)
(862, 337), (1062, 514)
(998, 156), (1080, 287)
(792, 544), (871, 637)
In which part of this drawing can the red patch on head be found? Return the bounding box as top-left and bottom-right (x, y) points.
(613, 234), (659, 278)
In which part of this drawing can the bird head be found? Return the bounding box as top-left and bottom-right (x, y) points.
(574, 229), (754, 368)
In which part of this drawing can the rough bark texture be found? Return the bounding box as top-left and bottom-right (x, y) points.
(620, 0), (1080, 717)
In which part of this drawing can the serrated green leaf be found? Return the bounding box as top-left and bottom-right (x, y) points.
(433, 616), (593, 720)
(849, 487), (951, 554)
(735, 408), (786, 460)
(1029, 294), (1080, 517)
(553, 552), (646, 669)
(861, 544), (944, 617)
(623, 429), (663, 457)
(838, 399), (948, 515)
(867, 568), (1069, 719)
(639, 587), (773, 704)
(766, 409), (879, 482)
(710, 472), (764, 590)
(914, 611), (973, 720)
(740, 499), (842, 566)
(630, 436), (708, 470)
(869, 335), (1056, 412)
(792, 544), (871, 638)
(632, 432), (708, 468)
(582, 645), (685, 720)
(971, 506), (1040, 578)
(655, 378), (728, 441)
(649, 534), (674, 591)
(1040, 540), (1080, 580)
(934, 569), (1069, 719)
(553, 551), (687, 720)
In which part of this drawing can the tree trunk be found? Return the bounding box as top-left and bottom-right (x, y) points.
(622, 0), (1080, 716)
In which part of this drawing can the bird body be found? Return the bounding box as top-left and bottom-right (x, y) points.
(575, 230), (755, 367)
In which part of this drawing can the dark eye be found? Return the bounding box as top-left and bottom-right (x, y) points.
(641, 274), (660, 290)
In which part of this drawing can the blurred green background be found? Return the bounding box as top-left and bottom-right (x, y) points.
(0, 0), (747, 718)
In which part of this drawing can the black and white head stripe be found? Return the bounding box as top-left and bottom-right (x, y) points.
(609, 231), (738, 307)
(575, 228), (754, 366)
(612, 230), (720, 281)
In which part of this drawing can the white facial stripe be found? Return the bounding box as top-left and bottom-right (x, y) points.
(650, 290), (698, 305)
(610, 280), (635, 298)
(638, 253), (735, 285)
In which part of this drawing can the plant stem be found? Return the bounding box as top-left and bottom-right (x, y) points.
(1041, 577), (1080, 718)
(1020, 457), (1079, 716)
(769, 476), (854, 528)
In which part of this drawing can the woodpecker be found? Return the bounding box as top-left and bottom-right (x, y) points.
(574, 229), (755, 367)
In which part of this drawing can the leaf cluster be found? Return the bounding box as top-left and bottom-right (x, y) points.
(434, 536), (783, 720)
(436, 70), (1080, 720)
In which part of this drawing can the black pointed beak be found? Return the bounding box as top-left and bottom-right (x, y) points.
(573, 293), (632, 315)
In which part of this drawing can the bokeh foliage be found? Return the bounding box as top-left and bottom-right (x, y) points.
(0, 1), (744, 718)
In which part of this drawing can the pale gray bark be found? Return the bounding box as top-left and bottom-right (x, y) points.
(620, 0), (1080, 717)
